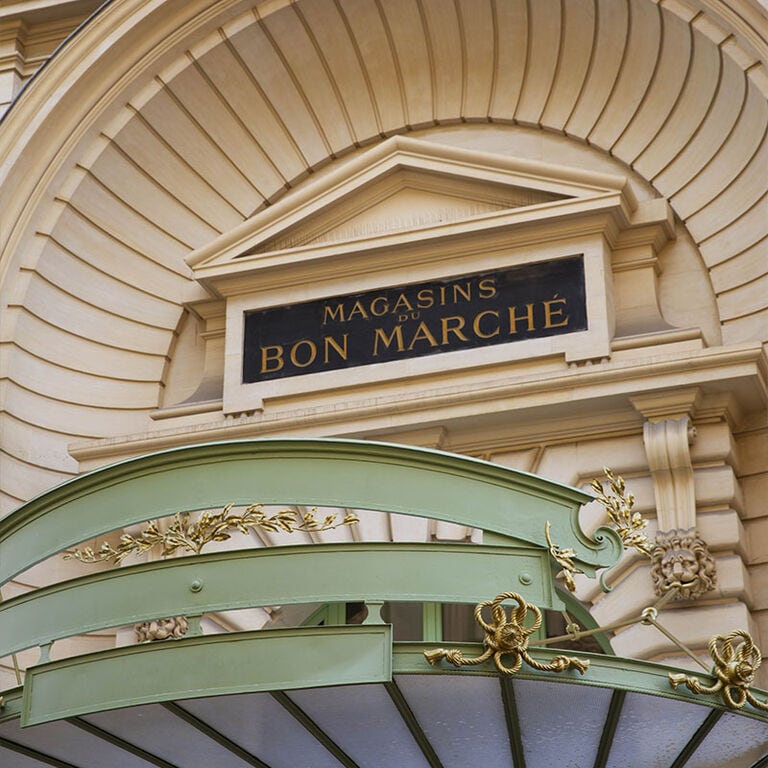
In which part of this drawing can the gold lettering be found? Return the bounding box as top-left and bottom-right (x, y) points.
(392, 293), (414, 313)
(439, 286), (448, 305)
(543, 295), (569, 329)
(452, 282), (472, 302)
(370, 296), (389, 316)
(416, 289), (434, 309)
(261, 345), (284, 373)
(290, 340), (317, 368)
(347, 300), (369, 320)
(323, 334), (348, 363)
(323, 303), (345, 325)
(508, 304), (535, 333)
(478, 278), (497, 299)
(473, 310), (500, 339)
(373, 326), (405, 356)
(408, 321), (439, 350)
(441, 315), (469, 345)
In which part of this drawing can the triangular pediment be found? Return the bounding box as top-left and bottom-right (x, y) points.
(187, 136), (629, 278)
(253, 169), (566, 253)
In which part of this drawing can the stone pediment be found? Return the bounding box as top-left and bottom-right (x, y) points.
(252, 171), (566, 253)
(186, 136), (633, 292)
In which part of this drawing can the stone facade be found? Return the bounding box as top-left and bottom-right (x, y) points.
(0, 0), (766, 689)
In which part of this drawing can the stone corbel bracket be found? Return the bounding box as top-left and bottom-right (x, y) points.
(632, 393), (717, 600)
(643, 416), (697, 533)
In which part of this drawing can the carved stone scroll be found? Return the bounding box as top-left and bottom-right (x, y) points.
(643, 417), (697, 532)
(135, 616), (189, 642)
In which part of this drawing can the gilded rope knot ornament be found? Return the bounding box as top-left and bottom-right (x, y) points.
(424, 592), (589, 676)
(590, 468), (652, 557)
(544, 521), (583, 592)
(668, 630), (768, 711)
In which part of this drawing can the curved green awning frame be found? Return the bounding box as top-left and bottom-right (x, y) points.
(0, 542), (552, 659)
(11, 632), (768, 727)
(0, 438), (622, 585)
(0, 438), (624, 672)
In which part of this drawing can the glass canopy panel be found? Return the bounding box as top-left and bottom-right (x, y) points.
(514, 679), (613, 768)
(82, 703), (262, 768)
(0, 746), (57, 768)
(605, 692), (711, 768)
(288, 685), (429, 768)
(0, 718), (158, 768)
(180, 692), (346, 768)
(287, 683), (432, 768)
(395, 674), (515, 768)
(685, 710), (768, 768)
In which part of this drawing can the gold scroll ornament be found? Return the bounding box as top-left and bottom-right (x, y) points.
(66, 503), (359, 564)
(424, 592), (589, 676)
(545, 521), (583, 592)
(64, 504), (359, 643)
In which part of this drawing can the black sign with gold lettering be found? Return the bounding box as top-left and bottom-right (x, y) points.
(243, 255), (587, 383)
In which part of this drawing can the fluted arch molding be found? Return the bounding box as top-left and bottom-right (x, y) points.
(0, 0), (766, 506)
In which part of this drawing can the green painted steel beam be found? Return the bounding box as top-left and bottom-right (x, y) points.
(68, 717), (182, 768)
(0, 736), (81, 768)
(0, 438), (620, 585)
(162, 702), (271, 768)
(22, 625), (392, 726)
(0, 542), (554, 658)
(555, 586), (614, 654)
(0, 687), (23, 723)
(500, 678), (526, 768)
(384, 680), (445, 768)
(669, 709), (722, 768)
(421, 603), (443, 643)
(592, 689), (625, 768)
(749, 754), (768, 768)
(395, 644), (768, 721)
(272, 691), (360, 768)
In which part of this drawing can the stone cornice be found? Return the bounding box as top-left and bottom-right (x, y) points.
(69, 342), (767, 467)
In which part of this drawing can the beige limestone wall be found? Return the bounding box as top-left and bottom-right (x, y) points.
(0, 1), (101, 114)
(2, 0), (766, 512)
(0, 0), (766, 685)
(740, 416), (768, 684)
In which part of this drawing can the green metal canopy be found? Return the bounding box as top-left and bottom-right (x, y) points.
(0, 439), (765, 767)
(1, 651), (768, 767)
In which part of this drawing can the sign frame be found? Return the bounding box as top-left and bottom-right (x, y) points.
(222, 238), (613, 415)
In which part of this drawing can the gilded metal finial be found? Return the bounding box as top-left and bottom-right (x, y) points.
(545, 521), (583, 592)
(590, 468), (652, 557)
(65, 503), (359, 564)
(669, 630), (768, 710)
(424, 592), (589, 676)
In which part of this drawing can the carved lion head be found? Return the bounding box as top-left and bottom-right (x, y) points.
(650, 528), (717, 600)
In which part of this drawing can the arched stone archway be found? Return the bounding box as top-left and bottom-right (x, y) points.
(1, 2), (765, 508)
(0, 0), (766, 681)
